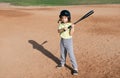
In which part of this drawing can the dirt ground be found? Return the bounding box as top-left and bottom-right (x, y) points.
(0, 3), (120, 78)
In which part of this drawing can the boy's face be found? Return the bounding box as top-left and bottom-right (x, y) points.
(61, 16), (68, 23)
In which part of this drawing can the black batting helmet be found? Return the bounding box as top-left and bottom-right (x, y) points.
(59, 10), (71, 22)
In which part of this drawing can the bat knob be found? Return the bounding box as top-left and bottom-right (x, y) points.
(68, 26), (72, 29)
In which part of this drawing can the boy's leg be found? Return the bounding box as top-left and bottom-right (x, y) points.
(60, 39), (67, 66)
(65, 39), (78, 70)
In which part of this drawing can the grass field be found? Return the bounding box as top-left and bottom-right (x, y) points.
(0, 0), (120, 6)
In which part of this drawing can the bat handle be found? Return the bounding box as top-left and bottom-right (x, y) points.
(68, 26), (72, 29)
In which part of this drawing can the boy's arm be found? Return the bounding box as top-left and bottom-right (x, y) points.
(58, 28), (65, 33)
(70, 24), (75, 36)
(58, 24), (74, 34)
(58, 27), (68, 33)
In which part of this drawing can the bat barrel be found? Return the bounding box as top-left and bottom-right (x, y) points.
(74, 10), (94, 25)
(68, 10), (94, 29)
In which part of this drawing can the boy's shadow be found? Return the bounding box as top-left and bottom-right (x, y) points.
(28, 40), (73, 71)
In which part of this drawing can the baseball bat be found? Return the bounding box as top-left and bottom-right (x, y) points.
(68, 10), (94, 29)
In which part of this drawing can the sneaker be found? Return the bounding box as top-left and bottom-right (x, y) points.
(56, 64), (64, 69)
(72, 70), (78, 75)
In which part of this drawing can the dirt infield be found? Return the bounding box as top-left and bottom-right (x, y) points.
(0, 4), (120, 78)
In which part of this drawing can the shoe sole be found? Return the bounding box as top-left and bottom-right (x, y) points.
(73, 73), (78, 75)
(56, 66), (64, 69)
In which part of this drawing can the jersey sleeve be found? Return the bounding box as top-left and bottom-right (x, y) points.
(58, 24), (62, 29)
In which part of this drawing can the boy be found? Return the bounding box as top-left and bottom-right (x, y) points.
(57, 10), (78, 75)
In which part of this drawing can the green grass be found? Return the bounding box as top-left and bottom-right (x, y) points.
(0, 0), (120, 6)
